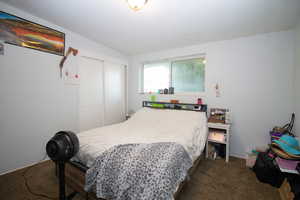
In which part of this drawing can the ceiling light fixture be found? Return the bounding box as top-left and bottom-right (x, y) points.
(127, 0), (148, 11)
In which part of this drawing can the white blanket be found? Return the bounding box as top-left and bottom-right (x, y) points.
(74, 108), (208, 167)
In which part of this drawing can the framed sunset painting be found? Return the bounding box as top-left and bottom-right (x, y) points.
(0, 11), (65, 56)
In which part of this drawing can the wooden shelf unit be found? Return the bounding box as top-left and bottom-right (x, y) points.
(206, 122), (231, 162)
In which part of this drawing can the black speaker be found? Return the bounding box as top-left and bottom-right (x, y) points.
(46, 131), (79, 200)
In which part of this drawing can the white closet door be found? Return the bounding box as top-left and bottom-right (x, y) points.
(104, 62), (126, 125)
(79, 57), (104, 131)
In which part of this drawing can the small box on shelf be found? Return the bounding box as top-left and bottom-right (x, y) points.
(208, 108), (231, 124)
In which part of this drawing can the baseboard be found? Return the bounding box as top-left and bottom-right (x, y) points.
(230, 153), (247, 159)
(0, 158), (50, 176)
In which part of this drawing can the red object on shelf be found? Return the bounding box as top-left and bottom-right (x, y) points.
(75, 74), (79, 79)
(197, 98), (203, 105)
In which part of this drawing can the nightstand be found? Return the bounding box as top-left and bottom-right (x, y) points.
(205, 122), (231, 162)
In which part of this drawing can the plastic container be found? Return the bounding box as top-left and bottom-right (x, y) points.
(246, 153), (257, 168)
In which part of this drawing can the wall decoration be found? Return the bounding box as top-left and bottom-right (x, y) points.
(63, 54), (79, 85)
(59, 47), (78, 77)
(0, 42), (3, 55)
(60, 47), (79, 85)
(0, 11), (65, 56)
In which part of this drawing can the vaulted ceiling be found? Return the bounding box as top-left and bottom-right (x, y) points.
(1, 0), (300, 55)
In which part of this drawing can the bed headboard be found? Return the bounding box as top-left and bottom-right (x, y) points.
(142, 101), (207, 113)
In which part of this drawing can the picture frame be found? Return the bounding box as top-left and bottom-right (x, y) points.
(0, 11), (65, 56)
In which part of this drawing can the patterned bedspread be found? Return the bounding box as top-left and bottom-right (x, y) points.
(84, 142), (192, 200)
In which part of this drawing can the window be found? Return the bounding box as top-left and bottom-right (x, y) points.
(142, 57), (205, 93)
(143, 62), (170, 93)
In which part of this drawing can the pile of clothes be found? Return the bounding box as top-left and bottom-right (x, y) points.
(271, 135), (300, 161)
(253, 114), (300, 199)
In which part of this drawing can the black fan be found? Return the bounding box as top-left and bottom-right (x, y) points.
(46, 131), (79, 200)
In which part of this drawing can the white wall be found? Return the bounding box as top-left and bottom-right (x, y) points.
(128, 31), (295, 158)
(295, 23), (300, 135)
(0, 2), (128, 174)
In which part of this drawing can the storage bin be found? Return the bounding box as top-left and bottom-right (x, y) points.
(246, 153), (257, 168)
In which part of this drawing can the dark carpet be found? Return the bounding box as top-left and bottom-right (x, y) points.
(0, 157), (280, 200)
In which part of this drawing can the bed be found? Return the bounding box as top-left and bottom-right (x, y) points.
(65, 101), (208, 200)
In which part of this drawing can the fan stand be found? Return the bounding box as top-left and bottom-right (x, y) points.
(57, 161), (78, 200)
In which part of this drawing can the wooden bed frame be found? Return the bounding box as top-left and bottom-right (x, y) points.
(64, 101), (208, 199)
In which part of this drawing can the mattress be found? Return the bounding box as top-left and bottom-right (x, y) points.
(73, 107), (208, 167)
